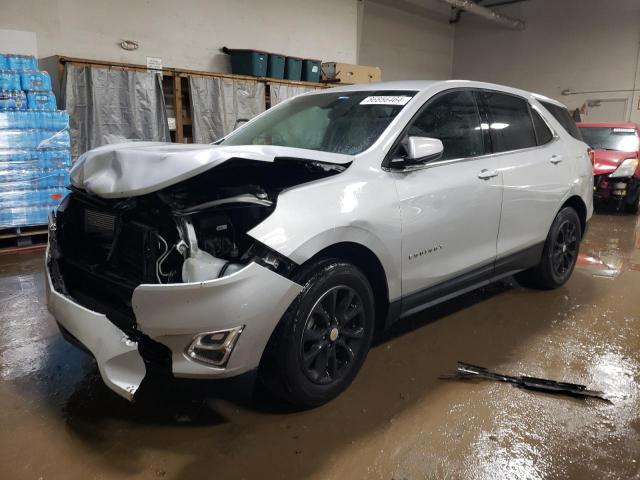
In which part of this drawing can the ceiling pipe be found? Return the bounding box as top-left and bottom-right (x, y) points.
(443, 0), (526, 30)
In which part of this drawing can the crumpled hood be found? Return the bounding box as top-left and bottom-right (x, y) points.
(592, 149), (638, 175)
(70, 141), (353, 198)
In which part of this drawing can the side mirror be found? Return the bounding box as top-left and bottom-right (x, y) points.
(390, 136), (444, 170)
(404, 136), (444, 162)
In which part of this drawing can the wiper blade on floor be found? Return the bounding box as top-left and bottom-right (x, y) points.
(440, 362), (610, 402)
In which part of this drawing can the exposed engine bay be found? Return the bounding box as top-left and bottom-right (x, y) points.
(52, 158), (346, 327)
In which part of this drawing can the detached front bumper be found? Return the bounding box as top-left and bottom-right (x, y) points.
(131, 262), (303, 379)
(47, 237), (303, 401)
(46, 254), (146, 400)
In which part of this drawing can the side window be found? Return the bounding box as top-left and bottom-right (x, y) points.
(479, 91), (537, 153)
(407, 90), (483, 161)
(539, 100), (584, 141)
(531, 108), (554, 145)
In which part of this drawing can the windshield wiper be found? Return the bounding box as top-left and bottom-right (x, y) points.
(440, 362), (609, 402)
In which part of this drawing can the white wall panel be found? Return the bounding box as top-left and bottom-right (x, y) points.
(452, 0), (640, 121)
(0, 0), (357, 71)
(359, 0), (454, 81)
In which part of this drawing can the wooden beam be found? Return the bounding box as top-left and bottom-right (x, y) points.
(173, 74), (184, 143)
(58, 56), (326, 88)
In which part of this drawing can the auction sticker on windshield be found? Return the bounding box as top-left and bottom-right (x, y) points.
(360, 96), (412, 106)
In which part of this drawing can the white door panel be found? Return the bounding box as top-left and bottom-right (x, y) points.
(496, 141), (572, 256)
(395, 159), (502, 296)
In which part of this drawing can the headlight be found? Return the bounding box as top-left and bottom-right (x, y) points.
(609, 158), (639, 178)
(185, 326), (244, 367)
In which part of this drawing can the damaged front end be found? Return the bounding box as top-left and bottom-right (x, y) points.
(47, 156), (346, 400)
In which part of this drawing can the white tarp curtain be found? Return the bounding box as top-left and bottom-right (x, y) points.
(270, 83), (322, 107)
(189, 76), (265, 144)
(63, 65), (170, 159)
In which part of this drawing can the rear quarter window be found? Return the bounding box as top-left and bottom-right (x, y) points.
(539, 100), (583, 141)
(531, 108), (554, 145)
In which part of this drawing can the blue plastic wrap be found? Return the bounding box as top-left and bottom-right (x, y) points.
(0, 150), (71, 170)
(0, 150), (39, 170)
(38, 149), (72, 169)
(20, 71), (51, 91)
(0, 72), (21, 90)
(0, 110), (69, 130)
(6, 55), (38, 72)
(0, 204), (63, 227)
(0, 168), (69, 192)
(0, 54), (7, 70)
(0, 90), (27, 110)
(26, 91), (56, 110)
(0, 187), (67, 208)
(0, 129), (70, 149)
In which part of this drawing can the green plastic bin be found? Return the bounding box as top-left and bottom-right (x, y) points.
(302, 59), (322, 82)
(227, 49), (268, 77)
(284, 56), (303, 81)
(267, 53), (285, 79)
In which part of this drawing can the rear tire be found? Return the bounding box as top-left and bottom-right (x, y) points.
(259, 259), (375, 407)
(516, 207), (581, 289)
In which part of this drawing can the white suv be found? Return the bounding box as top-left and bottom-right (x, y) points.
(46, 80), (593, 406)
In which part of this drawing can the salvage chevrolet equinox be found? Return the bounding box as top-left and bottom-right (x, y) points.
(47, 81), (593, 406)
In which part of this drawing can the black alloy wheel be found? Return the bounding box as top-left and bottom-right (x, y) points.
(551, 220), (579, 277)
(516, 206), (582, 289)
(300, 285), (366, 385)
(259, 259), (375, 407)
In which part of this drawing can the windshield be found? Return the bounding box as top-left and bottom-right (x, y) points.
(220, 90), (417, 155)
(579, 126), (639, 152)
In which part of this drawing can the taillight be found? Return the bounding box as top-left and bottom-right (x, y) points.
(588, 148), (595, 165)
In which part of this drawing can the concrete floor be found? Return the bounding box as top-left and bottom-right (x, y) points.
(0, 212), (639, 480)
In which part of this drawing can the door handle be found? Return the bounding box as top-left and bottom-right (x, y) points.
(478, 169), (499, 180)
(550, 155), (564, 165)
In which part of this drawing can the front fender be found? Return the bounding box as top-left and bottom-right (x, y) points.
(248, 173), (402, 300)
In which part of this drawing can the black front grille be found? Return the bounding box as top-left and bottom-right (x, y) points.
(52, 192), (177, 372)
(84, 208), (116, 234)
(62, 200), (162, 285)
(55, 194), (169, 328)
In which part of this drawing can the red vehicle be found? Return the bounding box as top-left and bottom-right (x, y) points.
(578, 122), (640, 213)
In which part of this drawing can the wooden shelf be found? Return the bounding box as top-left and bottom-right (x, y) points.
(57, 55), (330, 145)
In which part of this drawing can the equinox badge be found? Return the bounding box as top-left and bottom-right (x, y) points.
(408, 244), (444, 260)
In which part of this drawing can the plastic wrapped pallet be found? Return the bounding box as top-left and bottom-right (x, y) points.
(0, 123), (71, 227)
(0, 53), (71, 228)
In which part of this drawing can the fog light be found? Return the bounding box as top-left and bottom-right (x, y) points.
(186, 326), (244, 367)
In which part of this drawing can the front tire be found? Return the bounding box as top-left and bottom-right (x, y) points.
(516, 207), (581, 289)
(260, 259), (375, 407)
(624, 188), (640, 214)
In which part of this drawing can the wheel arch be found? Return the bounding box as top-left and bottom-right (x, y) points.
(560, 195), (587, 237)
(305, 242), (391, 333)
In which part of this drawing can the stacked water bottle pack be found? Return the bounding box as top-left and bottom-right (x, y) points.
(0, 53), (71, 228)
